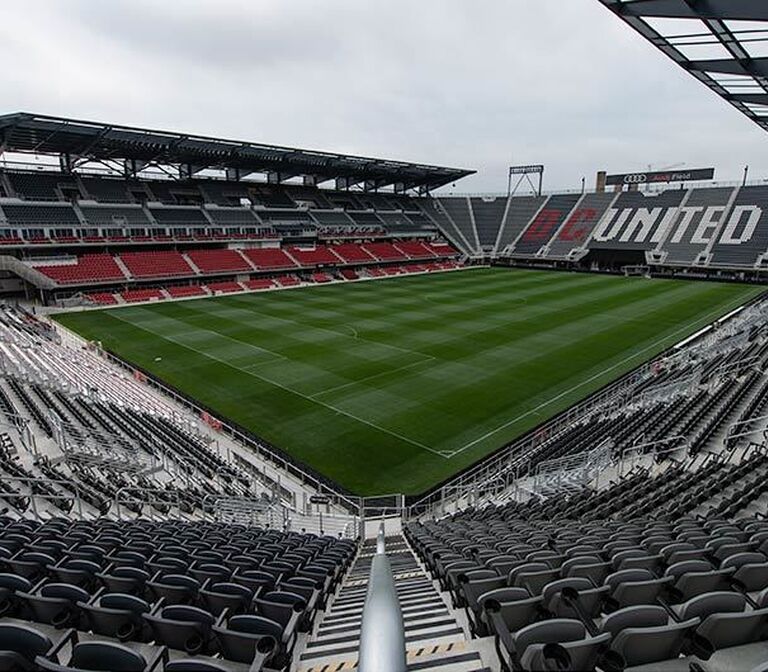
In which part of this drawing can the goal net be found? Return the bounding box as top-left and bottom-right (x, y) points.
(622, 265), (651, 278)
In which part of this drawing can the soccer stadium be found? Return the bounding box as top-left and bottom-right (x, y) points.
(3, 1), (768, 671)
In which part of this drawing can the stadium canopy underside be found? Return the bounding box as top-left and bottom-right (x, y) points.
(600, 0), (768, 132)
(0, 112), (474, 193)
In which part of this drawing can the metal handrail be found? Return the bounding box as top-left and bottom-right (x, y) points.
(358, 522), (406, 672)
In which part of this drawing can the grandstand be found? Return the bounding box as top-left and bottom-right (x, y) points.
(1, 113), (768, 668)
(3, 0), (768, 668)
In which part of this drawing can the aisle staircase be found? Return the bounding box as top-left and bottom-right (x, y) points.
(298, 534), (490, 672)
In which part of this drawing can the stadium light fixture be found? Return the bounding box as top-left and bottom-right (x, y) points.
(507, 164), (544, 197)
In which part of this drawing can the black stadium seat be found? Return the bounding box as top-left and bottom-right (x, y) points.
(36, 640), (150, 672)
(0, 622), (54, 672)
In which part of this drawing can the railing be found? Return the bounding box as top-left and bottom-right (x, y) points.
(97, 347), (363, 516)
(618, 436), (689, 478)
(533, 438), (613, 497)
(406, 364), (651, 519)
(726, 413), (768, 446)
(407, 293), (766, 520)
(0, 476), (87, 520)
(358, 522), (407, 672)
(114, 487), (185, 520)
(53, 417), (158, 474)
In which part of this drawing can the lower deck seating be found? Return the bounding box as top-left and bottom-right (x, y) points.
(85, 293), (118, 305)
(119, 251), (195, 278)
(274, 275), (301, 287)
(394, 240), (436, 259)
(285, 246), (340, 266)
(244, 278), (275, 291)
(407, 451), (768, 671)
(331, 244), (376, 263)
(205, 281), (244, 295)
(120, 288), (164, 303)
(0, 517), (356, 672)
(187, 249), (251, 273)
(166, 285), (207, 299)
(429, 242), (458, 256)
(362, 242), (408, 261)
(34, 254), (126, 285)
(311, 272), (334, 283)
(241, 248), (298, 270)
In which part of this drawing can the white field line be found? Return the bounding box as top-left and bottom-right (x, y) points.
(122, 311), (288, 364)
(310, 356), (436, 400)
(110, 312), (446, 458)
(223, 300), (428, 359)
(443, 298), (754, 458)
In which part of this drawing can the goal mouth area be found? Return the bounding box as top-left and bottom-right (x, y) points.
(622, 265), (652, 278)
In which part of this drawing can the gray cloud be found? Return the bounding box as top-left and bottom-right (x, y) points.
(0, 0), (765, 192)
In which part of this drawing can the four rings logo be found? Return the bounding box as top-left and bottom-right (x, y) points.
(623, 174), (648, 184)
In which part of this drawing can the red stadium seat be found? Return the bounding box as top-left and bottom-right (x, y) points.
(330, 244), (376, 263)
(206, 281), (245, 295)
(241, 248), (298, 270)
(120, 288), (164, 303)
(362, 242), (408, 261)
(166, 285), (207, 299)
(187, 249), (252, 273)
(119, 251), (195, 279)
(34, 254), (126, 285)
(86, 292), (118, 305)
(274, 275), (301, 287)
(244, 279), (275, 291)
(286, 246), (341, 267)
(394, 241), (436, 259)
(311, 272), (334, 283)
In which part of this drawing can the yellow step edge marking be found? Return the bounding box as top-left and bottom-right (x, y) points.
(301, 639), (467, 671)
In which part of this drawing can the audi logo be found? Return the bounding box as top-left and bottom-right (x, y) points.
(623, 174), (648, 184)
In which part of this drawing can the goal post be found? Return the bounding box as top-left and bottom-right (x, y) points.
(622, 265), (651, 278)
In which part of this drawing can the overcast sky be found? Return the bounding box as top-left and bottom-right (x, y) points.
(1, 0), (766, 193)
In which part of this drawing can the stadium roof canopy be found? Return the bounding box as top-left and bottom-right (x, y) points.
(600, 0), (768, 132)
(0, 112), (474, 193)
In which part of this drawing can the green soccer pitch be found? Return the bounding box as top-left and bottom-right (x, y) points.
(53, 268), (763, 496)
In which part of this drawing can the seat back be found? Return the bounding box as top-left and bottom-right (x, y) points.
(697, 607), (768, 651)
(612, 618), (700, 667)
(144, 606), (215, 655)
(0, 622), (52, 662)
(70, 641), (147, 672)
(677, 591), (745, 621)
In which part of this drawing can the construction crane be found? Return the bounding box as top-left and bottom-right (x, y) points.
(644, 162), (686, 191)
(647, 162), (686, 173)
